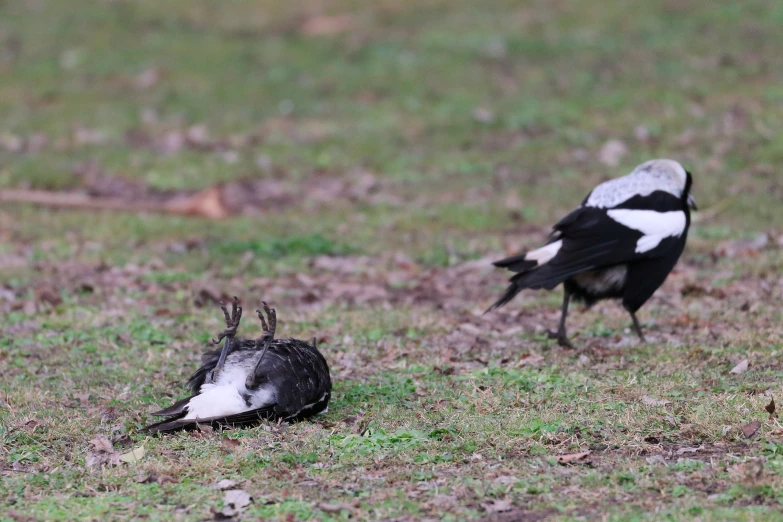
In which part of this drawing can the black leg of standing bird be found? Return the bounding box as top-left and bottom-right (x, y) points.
(547, 289), (574, 349)
(627, 309), (646, 343)
(246, 302), (277, 389)
(208, 296), (242, 382)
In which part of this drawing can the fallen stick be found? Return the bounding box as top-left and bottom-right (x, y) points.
(0, 186), (231, 220)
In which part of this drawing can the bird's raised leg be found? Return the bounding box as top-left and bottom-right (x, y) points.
(626, 308), (647, 343)
(246, 302), (277, 389)
(207, 296), (242, 383)
(547, 289), (574, 349)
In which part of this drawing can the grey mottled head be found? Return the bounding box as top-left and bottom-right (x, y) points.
(633, 158), (688, 194)
(586, 158), (695, 209)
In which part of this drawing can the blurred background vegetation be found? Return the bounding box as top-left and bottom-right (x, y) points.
(2, 0), (782, 263)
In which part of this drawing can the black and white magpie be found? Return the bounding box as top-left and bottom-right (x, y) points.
(143, 298), (332, 433)
(487, 159), (696, 348)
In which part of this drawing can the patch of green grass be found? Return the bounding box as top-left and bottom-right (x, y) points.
(215, 234), (354, 259)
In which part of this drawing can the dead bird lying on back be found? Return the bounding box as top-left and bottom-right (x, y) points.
(144, 298), (331, 434)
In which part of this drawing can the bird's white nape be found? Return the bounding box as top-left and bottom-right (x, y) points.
(606, 209), (686, 253)
(639, 158), (688, 189)
(585, 159), (688, 209)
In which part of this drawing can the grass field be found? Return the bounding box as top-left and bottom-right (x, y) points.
(2, 0), (783, 520)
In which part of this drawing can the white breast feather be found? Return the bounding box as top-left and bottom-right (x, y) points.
(183, 385), (248, 420)
(212, 364), (249, 389)
(606, 209), (686, 253)
(184, 352), (278, 419)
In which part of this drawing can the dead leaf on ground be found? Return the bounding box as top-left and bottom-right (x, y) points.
(165, 185), (230, 220)
(556, 451), (591, 464)
(215, 479), (238, 490)
(221, 437), (241, 452)
(641, 395), (670, 406)
(136, 471), (174, 485)
(111, 433), (132, 448)
(136, 470), (158, 483)
(675, 446), (702, 455)
(157, 474), (176, 485)
(730, 359), (749, 374)
(429, 494), (459, 508)
(481, 499), (513, 513)
(194, 284), (229, 308)
(196, 423), (214, 435)
(220, 489), (252, 518)
(765, 397), (776, 416)
(86, 434), (121, 468)
(119, 445), (145, 464)
(645, 455), (667, 466)
(34, 285), (62, 308)
(743, 421), (761, 439)
(728, 458), (765, 483)
(515, 351), (544, 367)
(16, 418), (40, 430)
(89, 434), (113, 452)
(317, 502), (356, 514)
(6, 510), (34, 522)
(101, 407), (118, 424)
(300, 14), (355, 36)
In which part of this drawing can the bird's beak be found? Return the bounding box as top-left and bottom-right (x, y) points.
(687, 194), (697, 211)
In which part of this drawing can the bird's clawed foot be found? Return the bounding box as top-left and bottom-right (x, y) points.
(255, 301), (277, 346)
(212, 296), (242, 345)
(632, 326), (647, 344)
(547, 329), (575, 349)
(627, 310), (647, 343)
(246, 302), (278, 389)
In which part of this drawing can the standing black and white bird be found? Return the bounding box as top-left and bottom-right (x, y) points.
(487, 159), (696, 348)
(143, 298), (332, 433)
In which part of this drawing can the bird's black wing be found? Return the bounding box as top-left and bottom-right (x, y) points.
(142, 405), (279, 434)
(150, 395), (199, 417)
(492, 191), (688, 297)
(250, 339), (332, 419)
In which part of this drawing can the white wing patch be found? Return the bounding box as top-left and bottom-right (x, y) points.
(606, 209), (686, 253)
(525, 240), (562, 266)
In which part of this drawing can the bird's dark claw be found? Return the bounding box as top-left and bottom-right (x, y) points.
(246, 302), (278, 389)
(212, 296), (242, 344)
(255, 301), (277, 343)
(547, 329), (575, 349)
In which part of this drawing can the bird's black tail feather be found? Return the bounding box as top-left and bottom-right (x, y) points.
(485, 281), (524, 313)
(487, 256), (569, 313)
(486, 253), (539, 313)
(142, 416), (193, 434)
(142, 405), (279, 435)
(150, 395), (197, 417)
